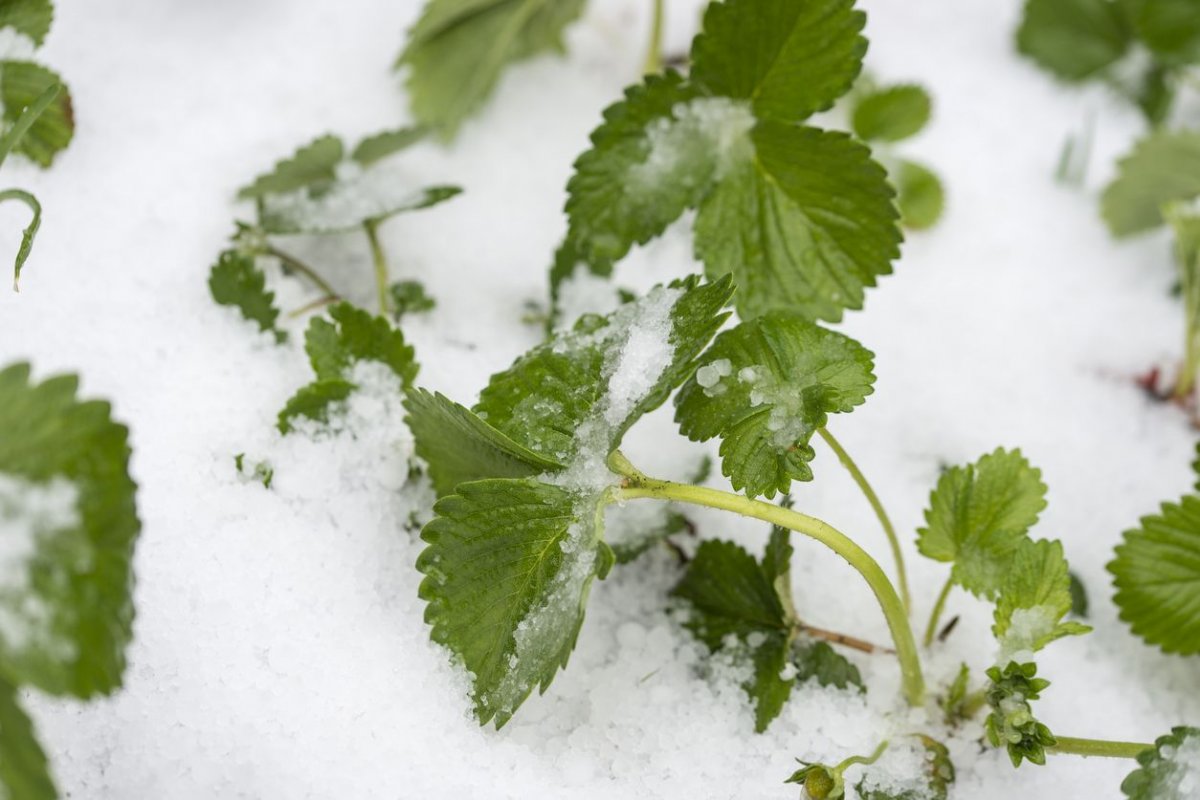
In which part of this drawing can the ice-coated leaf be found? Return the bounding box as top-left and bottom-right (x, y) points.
(207, 249), (286, 343)
(476, 277), (733, 461)
(690, 0), (867, 124)
(0, 363), (139, 698)
(404, 388), (563, 496)
(417, 478), (607, 727)
(1124, 0), (1200, 65)
(0, 0), (54, 46)
(350, 127), (425, 167)
(0, 61), (72, 167)
(277, 379), (355, 434)
(237, 134), (343, 200)
(1101, 130), (1200, 237)
(792, 640), (863, 692)
(0, 675), (55, 800)
(993, 538), (1091, 657)
(1121, 726), (1200, 800)
(916, 448), (1047, 599)
(894, 159), (945, 231)
(398, 0), (586, 138)
(305, 302), (417, 387)
(1016, 0), (1131, 81)
(1109, 494), (1200, 655)
(674, 312), (875, 499)
(693, 122), (900, 322)
(851, 84), (931, 143)
(984, 660), (1055, 767)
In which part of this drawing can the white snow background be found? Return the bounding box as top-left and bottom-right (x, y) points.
(0, 0), (1198, 797)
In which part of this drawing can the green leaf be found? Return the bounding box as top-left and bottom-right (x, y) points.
(984, 660), (1056, 767)
(1133, 63), (1175, 125)
(851, 85), (932, 143)
(1124, 0), (1200, 65)
(1068, 571), (1089, 617)
(674, 312), (875, 499)
(237, 134), (344, 200)
(305, 302), (417, 387)
(0, 0), (54, 46)
(0, 675), (55, 800)
(0, 363), (140, 698)
(1109, 494), (1200, 655)
(388, 280), (436, 319)
(207, 249), (286, 343)
(259, 182), (461, 235)
(993, 538), (1091, 657)
(748, 631), (794, 733)
(916, 448), (1047, 599)
(792, 640), (863, 692)
(1015, 0), (1131, 81)
(694, 121), (900, 322)
(1101, 130), (1200, 237)
(1121, 726), (1200, 800)
(1, 61), (72, 167)
(398, 0), (586, 138)
(417, 478), (606, 727)
(690, 0), (867, 124)
(404, 388), (563, 495)
(277, 378), (355, 434)
(564, 71), (718, 267)
(0, 189), (41, 291)
(476, 277), (733, 461)
(350, 127), (425, 167)
(894, 159), (945, 231)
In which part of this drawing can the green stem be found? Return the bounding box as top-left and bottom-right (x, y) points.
(614, 468), (925, 707)
(923, 575), (955, 647)
(364, 219), (391, 316)
(1049, 737), (1153, 760)
(644, 0), (665, 74)
(265, 246), (340, 300)
(836, 739), (889, 772)
(817, 428), (911, 611)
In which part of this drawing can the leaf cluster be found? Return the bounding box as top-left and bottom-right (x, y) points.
(984, 661), (1056, 767)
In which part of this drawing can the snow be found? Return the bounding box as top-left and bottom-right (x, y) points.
(0, 0), (1197, 798)
(260, 161), (442, 233)
(996, 604), (1061, 666)
(635, 97), (755, 186)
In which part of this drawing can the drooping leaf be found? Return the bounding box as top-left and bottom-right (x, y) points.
(305, 302), (418, 387)
(1120, 726), (1200, 800)
(993, 538), (1091, 658)
(1109, 494), (1200, 654)
(417, 478), (607, 727)
(276, 379), (355, 434)
(207, 249), (286, 343)
(404, 388), (563, 495)
(690, 0), (867, 124)
(851, 84), (931, 143)
(350, 127), (425, 167)
(237, 134), (344, 200)
(693, 122), (900, 322)
(0, 61), (72, 167)
(0, 675), (55, 800)
(674, 312), (875, 498)
(792, 640), (863, 692)
(0, 363), (140, 698)
(1, 189), (40, 291)
(916, 448), (1047, 599)
(1015, 0), (1131, 81)
(894, 159), (945, 231)
(984, 660), (1055, 767)
(398, 0), (587, 138)
(0, 0), (54, 46)
(1101, 130), (1200, 237)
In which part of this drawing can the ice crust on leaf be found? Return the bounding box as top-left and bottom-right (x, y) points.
(1121, 727), (1200, 800)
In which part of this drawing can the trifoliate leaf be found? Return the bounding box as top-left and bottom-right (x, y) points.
(690, 0), (867, 124)
(916, 448), (1047, 599)
(1, 188), (40, 291)
(0, 0), (54, 46)
(476, 277), (733, 462)
(417, 478), (607, 727)
(1120, 726), (1200, 800)
(564, 71), (715, 267)
(851, 85), (932, 143)
(984, 660), (1055, 767)
(0, 675), (55, 800)
(237, 134), (343, 200)
(0, 363), (140, 698)
(1015, 0), (1131, 81)
(305, 302), (417, 387)
(792, 640), (863, 692)
(388, 279), (436, 319)
(894, 159), (945, 231)
(1123, 0), (1200, 65)
(1101, 130), (1200, 237)
(276, 379), (355, 434)
(398, 0), (586, 138)
(208, 249), (286, 343)
(693, 122), (900, 322)
(404, 388), (563, 496)
(993, 538), (1091, 658)
(674, 312), (875, 499)
(350, 127), (425, 167)
(1109, 494), (1200, 655)
(0, 61), (72, 167)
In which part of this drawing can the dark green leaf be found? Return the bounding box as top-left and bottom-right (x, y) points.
(984, 660), (1056, 767)
(894, 159), (945, 231)
(208, 249), (286, 343)
(277, 379), (355, 434)
(673, 539), (787, 648)
(1121, 726), (1200, 800)
(389, 280), (436, 319)
(305, 302), (418, 387)
(1016, 0), (1131, 81)
(1068, 571), (1089, 617)
(0, 61), (72, 167)
(1101, 130), (1200, 236)
(1124, 0), (1200, 65)
(851, 84), (932, 142)
(748, 631), (794, 733)
(792, 640), (863, 692)
(0, 674), (55, 800)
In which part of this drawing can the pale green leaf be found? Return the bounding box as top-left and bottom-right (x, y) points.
(894, 159), (945, 231)
(207, 249), (286, 343)
(993, 538), (1091, 655)
(0, 0), (54, 46)
(0, 675), (55, 800)
(0, 61), (72, 167)
(350, 127), (425, 167)
(1121, 727), (1200, 800)
(237, 134), (343, 200)
(1101, 130), (1200, 237)
(674, 312), (875, 499)
(1016, 0), (1131, 81)
(851, 84), (931, 142)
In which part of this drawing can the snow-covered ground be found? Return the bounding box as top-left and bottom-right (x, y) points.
(2, 0), (1197, 797)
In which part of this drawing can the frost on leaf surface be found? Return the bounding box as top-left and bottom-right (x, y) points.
(916, 448), (1047, 599)
(399, 0), (586, 138)
(0, 673), (55, 800)
(0, 363), (139, 698)
(675, 312), (875, 499)
(1102, 130), (1200, 236)
(1121, 727), (1200, 800)
(1109, 494), (1200, 655)
(1016, 0), (1131, 81)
